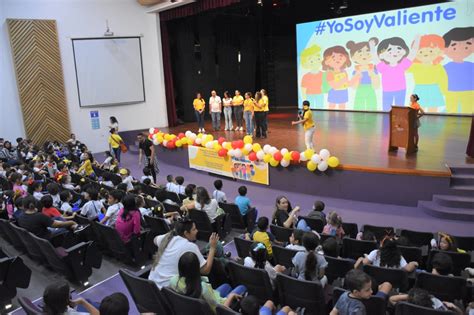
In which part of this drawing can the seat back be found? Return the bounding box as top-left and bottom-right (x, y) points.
(427, 249), (470, 276)
(162, 287), (214, 315)
(362, 224), (394, 241)
(220, 202), (245, 229)
(415, 272), (467, 302)
(93, 222), (131, 262)
(333, 287), (386, 315)
(395, 302), (455, 315)
(276, 273), (325, 314)
(342, 222), (359, 239)
(5, 256), (31, 289)
(269, 224), (293, 243)
(30, 233), (71, 277)
(227, 261), (274, 304)
(1, 220), (26, 250)
(324, 256), (354, 284)
(233, 237), (253, 259)
(188, 210), (213, 241)
(18, 296), (43, 315)
(164, 203), (181, 214)
(342, 238), (377, 260)
(400, 229), (434, 247)
(363, 265), (409, 292)
(165, 191), (181, 205)
(453, 235), (474, 251)
(119, 269), (169, 314)
(299, 216), (324, 232)
(398, 245), (423, 264)
(10, 224), (45, 262)
(144, 215), (170, 236)
(272, 245), (298, 268)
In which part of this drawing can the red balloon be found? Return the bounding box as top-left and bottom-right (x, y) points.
(167, 141), (176, 149)
(231, 141), (238, 149)
(193, 140), (199, 146)
(237, 140), (245, 149)
(273, 151), (283, 161)
(248, 152), (257, 161)
(291, 151), (300, 161)
(218, 137), (226, 145)
(218, 148), (228, 157)
(178, 133), (185, 139)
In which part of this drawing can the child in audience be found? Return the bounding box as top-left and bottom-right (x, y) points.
(46, 182), (61, 208)
(100, 172), (115, 188)
(306, 200), (327, 224)
(80, 188), (105, 220)
(100, 189), (123, 226)
(181, 184), (196, 211)
(258, 300), (297, 315)
(42, 281), (99, 315)
(115, 194), (141, 243)
(322, 237), (339, 258)
(235, 186), (252, 217)
(141, 167), (153, 183)
(286, 229), (306, 251)
(356, 230), (377, 242)
(244, 242), (286, 288)
(119, 168), (134, 191)
(431, 232), (466, 253)
(169, 252), (246, 312)
(136, 195), (152, 217)
(165, 174), (177, 192)
(330, 269), (373, 315)
(10, 172), (27, 197)
(60, 174), (80, 191)
(101, 151), (114, 169)
(389, 288), (463, 314)
(59, 190), (73, 214)
(248, 217), (282, 258)
(99, 188), (109, 206)
(431, 252), (453, 276)
(99, 293), (129, 315)
(292, 232), (328, 286)
(31, 181), (44, 200)
(212, 179), (227, 203)
(77, 152), (95, 177)
(322, 211), (345, 239)
(175, 176), (185, 194)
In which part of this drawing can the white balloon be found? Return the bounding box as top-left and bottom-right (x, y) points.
(311, 154), (322, 164)
(205, 142), (213, 149)
(319, 149), (330, 160)
(263, 144), (271, 154)
(244, 143), (253, 152)
(234, 149), (243, 158)
(228, 149), (234, 157)
(269, 147), (278, 155)
(149, 128), (155, 134)
(299, 152), (308, 161)
(185, 131), (192, 137)
(281, 148), (289, 155)
(195, 138), (202, 145)
(280, 159), (290, 167)
(256, 150), (265, 160)
(189, 133), (197, 141)
(222, 141), (228, 148)
(153, 139), (159, 145)
(318, 161), (328, 171)
(163, 140), (168, 147)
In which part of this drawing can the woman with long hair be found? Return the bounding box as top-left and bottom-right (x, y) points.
(170, 252), (246, 312)
(271, 196), (311, 232)
(115, 194), (141, 243)
(360, 237), (418, 272)
(292, 232), (328, 286)
(109, 116), (119, 132)
(183, 186), (220, 224)
(42, 281), (98, 315)
(222, 91), (233, 131)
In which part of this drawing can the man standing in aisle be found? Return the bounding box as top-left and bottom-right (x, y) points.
(209, 90), (222, 131)
(137, 133), (158, 183)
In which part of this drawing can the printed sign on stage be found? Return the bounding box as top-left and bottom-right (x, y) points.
(296, 1), (473, 115)
(188, 146), (270, 185)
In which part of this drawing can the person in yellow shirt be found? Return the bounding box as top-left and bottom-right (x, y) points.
(232, 90), (244, 131)
(77, 152), (95, 177)
(108, 128), (124, 162)
(260, 89), (269, 133)
(292, 100), (315, 150)
(253, 92), (266, 138)
(243, 92), (255, 136)
(193, 92), (206, 132)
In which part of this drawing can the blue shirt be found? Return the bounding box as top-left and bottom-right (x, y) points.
(444, 61), (474, 91)
(235, 195), (251, 216)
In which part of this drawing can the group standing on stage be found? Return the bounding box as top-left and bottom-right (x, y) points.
(193, 89), (269, 138)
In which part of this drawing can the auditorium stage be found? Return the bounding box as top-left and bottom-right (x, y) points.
(159, 110), (473, 176)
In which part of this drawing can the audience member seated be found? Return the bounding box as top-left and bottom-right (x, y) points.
(431, 232), (467, 253)
(322, 237), (339, 258)
(181, 184), (197, 210)
(235, 185), (253, 217)
(148, 218), (218, 288)
(246, 217), (282, 257)
(170, 252), (246, 312)
(244, 242), (285, 287)
(356, 230), (377, 242)
(100, 189), (124, 226)
(389, 288), (463, 314)
(46, 182), (61, 208)
(18, 196), (77, 239)
(77, 152), (95, 178)
(292, 232), (328, 287)
(99, 292), (129, 315)
(185, 186), (220, 224)
(42, 281), (99, 315)
(41, 195), (74, 220)
(285, 229), (306, 251)
(115, 194), (141, 243)
(257, 299), (297, 315)
(174, 176), (185, 194)
(30, 181), (44, 200)
(271, 196), (310, 231)
(119, 168), (134, 192)
(330, 269), (373, 315)
(165, 174), (178, 192)
(80, 188), (105, 220)
(431, 252), (454, 276)
(306, 200), (327, 224)
(212, 179), (227, 203)
(322, 211), (345, 240)
(59, 190), (73, 214)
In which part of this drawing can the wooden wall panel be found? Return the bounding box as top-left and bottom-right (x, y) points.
(7, 19), (71, 144)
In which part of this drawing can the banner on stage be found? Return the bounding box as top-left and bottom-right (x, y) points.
(296, 0), (473, 115)
(188, 146), (269, 185)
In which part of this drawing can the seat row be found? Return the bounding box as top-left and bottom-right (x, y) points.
(0, 248), (31, 312)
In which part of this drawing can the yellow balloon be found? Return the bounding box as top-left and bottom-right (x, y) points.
(187, 139), (194, 145)
(328, 156), (340, 168)
(225, 143), (232, 150)
(252, 143), (261, 152)
(197, 133), (203, 138)
(175, 140), (183, 147)
(270, 158), (279, 167)
(181, 137), (188, 143)
(242, 149), (249, 156)
(304, 149), (314, 160)
(243, 135), (253, 144)
(213, 142), (221, 150)
(283, 152), (291, 161)
(307, 161), (317, 171)
(263, 154), (272, 163)
(157, 136), (164, 144)
(206, 134), (214, 142)
(170, 134), (177, 139)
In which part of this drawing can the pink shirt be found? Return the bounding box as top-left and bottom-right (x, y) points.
(377, 58), (411, 92)
(13, 184), (27, 197)
(115, 208), (141, 243)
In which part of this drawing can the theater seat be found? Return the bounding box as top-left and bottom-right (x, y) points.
(9, 223), (46, 263)
(276, 273), (325, 315)
(162, 287), (214, 315)
(18, 296), (42, 315)
(362, 224), (395, 241)
(272, 245), (298, 268)
(270, 224), (293, 243)
(144, 215), (170, 236)
(342, 238), (377, 260)
(341, 222), (359, 239)
(363, 265), (409, 292)
(188, 209), (214, 241)
(427, 249), (470, 276)
(415, 272), (468, 303)
(324, 256), (355, 284)
(227, 261), (274, 304)
(299, 216), (324, 232)
(0, 255), (31, 310)
(395, 301), (455, 314)
(219, 202), (247, 230)
(234, 237), (253, 259)
(400, 229), (434, 247)
(0, 219), (25, 252)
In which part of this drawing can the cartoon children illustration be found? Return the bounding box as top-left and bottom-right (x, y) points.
(442, 27), (474, 114)
(300, 45), (324, 109)
(407, 34), (448, 113)
(346, 38), (380, 111)
(370, 36), (420, 111)
(323, 45), (355, 110)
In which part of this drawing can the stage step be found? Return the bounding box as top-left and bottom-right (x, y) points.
(450, 174), (474, 186)
(432, 195), (474, 209)
(448, 164), (474, 176)
(418, 200), (474, 221)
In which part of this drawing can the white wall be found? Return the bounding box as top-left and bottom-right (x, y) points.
(1, 0), (167, 153)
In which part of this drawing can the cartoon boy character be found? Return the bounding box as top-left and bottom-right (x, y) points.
(346, 38), (380, 111)
(300, 45), (324, 109)
(323, 45), (355, 110)
(443, 27), (474, 114)
(370, 36), (420, 111)
(407, 34), (448, 113)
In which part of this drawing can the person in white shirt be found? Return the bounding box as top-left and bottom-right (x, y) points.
(31, 182), (44, 201)
(209, 90), (222, 131)
(182, 187), (219, 223)
(100, 190), (123, 226)
(148, 218), (218, 288)
(165, 175), (178, 193)
(212, 180), (227, 204)
(80, 188), (105, 220)
(119, 168), (134, 191)
(59, 191), (73, 214)
(174, 176), (186, 195)
(222, 91), (234, 131)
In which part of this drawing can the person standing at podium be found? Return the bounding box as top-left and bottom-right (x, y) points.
(409, 94), (425, 151)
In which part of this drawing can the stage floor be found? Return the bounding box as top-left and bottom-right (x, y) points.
(161, 110), (473, 175)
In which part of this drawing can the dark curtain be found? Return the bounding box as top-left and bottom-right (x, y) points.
(160, 0), (240, 22)
(160, 20), (178, 127)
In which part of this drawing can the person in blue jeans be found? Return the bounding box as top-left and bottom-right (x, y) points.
(235, 185), (258, 230)
(169, 252), (246, 312)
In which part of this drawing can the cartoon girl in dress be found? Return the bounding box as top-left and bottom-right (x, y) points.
(323, 46), (354, 110)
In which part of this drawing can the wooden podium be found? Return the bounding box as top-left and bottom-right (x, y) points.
(389, 106), (417, 154)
